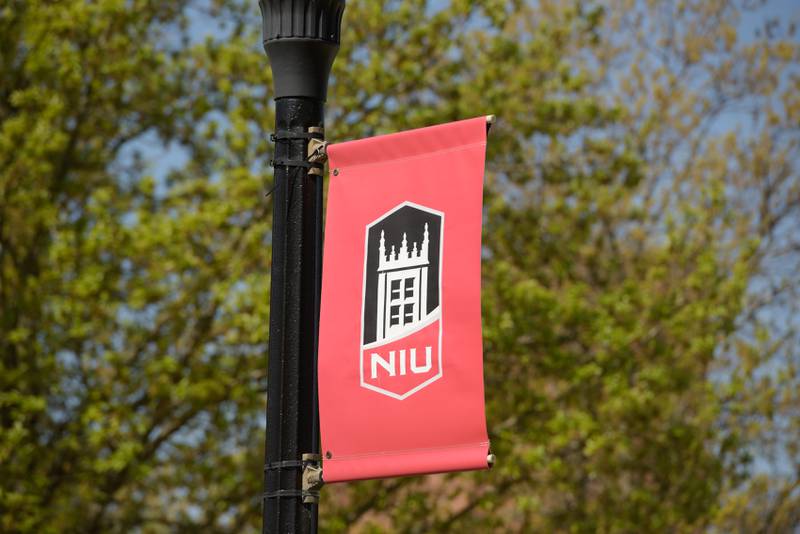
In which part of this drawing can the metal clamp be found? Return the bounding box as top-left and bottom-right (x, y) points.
(307, 127), (327, 176)
(308, 139), (328, 163)
(301, 453), (324, 504)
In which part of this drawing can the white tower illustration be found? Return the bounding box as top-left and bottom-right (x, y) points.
(375, 224), (430, 341)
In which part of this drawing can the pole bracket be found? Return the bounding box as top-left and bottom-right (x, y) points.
(308, 138), (328, 164)
(301, 453), (324, 504)
(307, 127), (327, 175)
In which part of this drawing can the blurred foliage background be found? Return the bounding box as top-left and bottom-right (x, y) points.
(1, 0), (799, 532)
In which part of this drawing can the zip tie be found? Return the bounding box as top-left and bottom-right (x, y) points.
(270, 130), (324, 142)
(270, 158), (323, 170)
(264, 460), (304, 472)
(263, 490), (307, 499)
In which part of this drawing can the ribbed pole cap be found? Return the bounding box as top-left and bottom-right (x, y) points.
(259, 0), (344, 43)
(258, 1), (345, 100)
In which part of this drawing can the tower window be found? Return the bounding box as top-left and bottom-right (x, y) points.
(404, 278), (415, 299)
(403, 303), (414, 323)
(390, 279), (401, 299)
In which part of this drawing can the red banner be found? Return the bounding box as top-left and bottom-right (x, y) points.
(317, 117), (491, 483)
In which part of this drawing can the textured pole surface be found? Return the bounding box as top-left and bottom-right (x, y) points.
(259, 2), (344, 533)
(264, 98), (324, 533)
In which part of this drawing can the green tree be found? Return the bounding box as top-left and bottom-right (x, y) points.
(1, 1), (797, 533)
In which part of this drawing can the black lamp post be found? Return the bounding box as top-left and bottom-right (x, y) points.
(258, 1), (345, 533)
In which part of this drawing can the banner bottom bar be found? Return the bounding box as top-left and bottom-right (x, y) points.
(322, 442), (490, 483)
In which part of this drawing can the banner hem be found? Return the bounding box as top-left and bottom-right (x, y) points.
(331, 141), (486, 173)
(323, 441), (490, 484)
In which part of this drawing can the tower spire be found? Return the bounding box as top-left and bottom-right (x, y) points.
(379, 230), (386, 268)
(377, 223), (431, 271)
(421, 223), (429, 262)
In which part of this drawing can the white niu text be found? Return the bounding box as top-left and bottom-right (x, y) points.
(370, 346), (432, 379)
